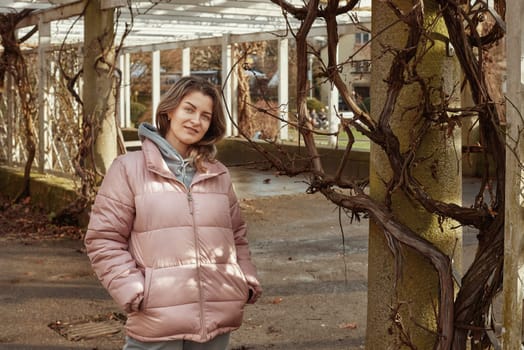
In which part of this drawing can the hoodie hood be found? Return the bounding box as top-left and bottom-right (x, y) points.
(138, 123), (196, 188)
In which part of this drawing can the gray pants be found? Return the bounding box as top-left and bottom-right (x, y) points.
(123, 333), (230, 350)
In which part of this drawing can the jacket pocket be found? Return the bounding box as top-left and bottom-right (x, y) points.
(206, 263), (249, 301)
(236, 265), (250, 298)
(236, 264), (249, 287)
(141, 267), (153, 310)
(140, 265), (200, 309)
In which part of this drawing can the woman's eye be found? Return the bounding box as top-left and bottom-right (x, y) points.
(201, 115), (211, 122)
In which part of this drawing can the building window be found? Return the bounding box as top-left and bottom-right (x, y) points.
(351, 60), (371, 73)
(355, 32), (371, 45)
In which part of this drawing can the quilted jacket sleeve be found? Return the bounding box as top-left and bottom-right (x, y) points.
(84, 157), (144, 312)
(227, 179), (262, 303)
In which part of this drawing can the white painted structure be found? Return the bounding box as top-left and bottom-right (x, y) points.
(2, 1), (370, 152)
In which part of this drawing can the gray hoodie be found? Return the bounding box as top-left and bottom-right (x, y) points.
(138, 123), (196, 188)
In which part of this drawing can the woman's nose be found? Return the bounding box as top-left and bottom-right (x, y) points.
(188, 113), (201, 124)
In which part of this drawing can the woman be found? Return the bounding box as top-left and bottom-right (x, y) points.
(85, 76), (262, 350)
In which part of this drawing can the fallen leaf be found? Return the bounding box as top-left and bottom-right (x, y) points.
(338, 322), (357, 329)
(271, 297), (283, 304)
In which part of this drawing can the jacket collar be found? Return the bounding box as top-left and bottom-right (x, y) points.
(142, 138), (175, 179)
(142, 138), (226, 185)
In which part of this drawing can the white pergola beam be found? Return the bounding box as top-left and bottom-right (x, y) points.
(8, 0), (369, 48)
(100, 0), (126, 10)
(121, 22), (368, 55)
(15, 1), (86, 28)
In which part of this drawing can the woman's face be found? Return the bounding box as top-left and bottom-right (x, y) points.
(165, 90), (213, 157)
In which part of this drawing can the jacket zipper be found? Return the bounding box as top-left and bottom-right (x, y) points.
(187, 189), (207, 339)
(187, 191), (193, 214)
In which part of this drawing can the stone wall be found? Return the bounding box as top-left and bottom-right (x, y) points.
(0, 139), (370, 217)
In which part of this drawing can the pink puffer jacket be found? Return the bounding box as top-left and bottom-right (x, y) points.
(85, 139), (261, 343)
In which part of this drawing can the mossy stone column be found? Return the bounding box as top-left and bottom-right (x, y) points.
(83, 0), (117, 174)
(366, 1), (462, 348)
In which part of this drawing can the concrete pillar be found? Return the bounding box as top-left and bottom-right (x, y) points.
(502, 0), (524, 347)
(83, 0), (117, 174)
(278, 38), (289, 141)
(366, 0), (461, 347)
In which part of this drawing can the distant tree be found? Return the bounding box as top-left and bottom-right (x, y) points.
(161, 49), (182, 73)
(191, 46), (222, 71)
(235, 41), (279, 140)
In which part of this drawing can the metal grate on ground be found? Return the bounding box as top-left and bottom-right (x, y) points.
(48, 312), (126, 341)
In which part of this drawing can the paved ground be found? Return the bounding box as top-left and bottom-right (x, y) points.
(0, 169), (482, 350)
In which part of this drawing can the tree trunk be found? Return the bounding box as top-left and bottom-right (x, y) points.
(366, 1), (462, 348)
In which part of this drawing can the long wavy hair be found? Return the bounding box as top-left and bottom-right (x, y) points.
(155, 76), (227, 172)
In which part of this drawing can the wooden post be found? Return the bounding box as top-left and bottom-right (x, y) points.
(502, 0), (524, 347)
